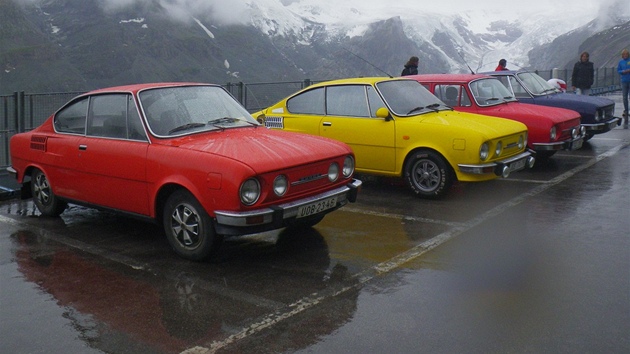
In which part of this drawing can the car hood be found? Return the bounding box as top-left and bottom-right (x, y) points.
(536, 92), (614, 108)
(415, 110), (527, 136)
(485, 102), (580, 124)
(157, 127), (350, 173)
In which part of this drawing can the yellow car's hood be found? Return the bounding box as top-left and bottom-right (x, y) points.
(410, 110), (527, 137)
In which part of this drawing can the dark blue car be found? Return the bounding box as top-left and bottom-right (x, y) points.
(486, 70), (621, 140)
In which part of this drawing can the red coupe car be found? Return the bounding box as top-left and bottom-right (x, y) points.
(411, 74), (585, 159)
(7, 83), (361, 260)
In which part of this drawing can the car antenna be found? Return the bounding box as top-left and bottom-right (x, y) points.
(343, 48), (393, 78)
(457, 51), (475, 74)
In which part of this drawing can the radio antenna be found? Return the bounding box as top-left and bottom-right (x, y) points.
(343, 48), (393, 78)
(457, 51), (475, 74)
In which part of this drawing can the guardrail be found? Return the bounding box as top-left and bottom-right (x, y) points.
(0, 70), (623, 171)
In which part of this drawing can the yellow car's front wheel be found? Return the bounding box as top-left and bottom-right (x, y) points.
(404, 150), (453, 199)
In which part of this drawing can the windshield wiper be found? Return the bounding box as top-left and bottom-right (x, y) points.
(208, 117), (239, 126)
(407, 106), (425, 114)
(168, 122), (206, 134)
(426, 103), (441, 112)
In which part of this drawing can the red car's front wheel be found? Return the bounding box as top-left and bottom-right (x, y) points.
(163, 190), (222, 261)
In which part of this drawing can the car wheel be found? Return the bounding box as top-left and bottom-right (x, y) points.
(163, 190), (222, 261)
(404, 150), (453, 198)
(31, 169), (67, 217)
(535, 151), (557, 160)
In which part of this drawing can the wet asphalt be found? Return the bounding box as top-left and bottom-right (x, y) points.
(0, 93), (628, 354)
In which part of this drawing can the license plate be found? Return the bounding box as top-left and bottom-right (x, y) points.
(297, 196), (337, 218)
(570, 138), (583, 150)
(509, 158), (526, 172)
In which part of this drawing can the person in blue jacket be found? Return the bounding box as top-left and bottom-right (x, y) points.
(618, 49), (630, 128)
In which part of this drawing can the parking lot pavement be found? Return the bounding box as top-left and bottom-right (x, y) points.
(0, 92), (629, 354)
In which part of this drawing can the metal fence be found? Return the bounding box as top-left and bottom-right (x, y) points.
(0, 69), (623, 171)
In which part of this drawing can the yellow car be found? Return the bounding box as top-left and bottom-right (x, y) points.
(253, 77), (535, 198)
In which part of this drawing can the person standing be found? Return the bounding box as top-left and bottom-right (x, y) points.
(401, 56), (419, 76)
(618, 49), (630, 128)
(571, 51), (594, 95)
(495, 59), (508, 71)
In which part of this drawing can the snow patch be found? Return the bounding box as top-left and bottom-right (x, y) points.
(194, 18), (215, 39)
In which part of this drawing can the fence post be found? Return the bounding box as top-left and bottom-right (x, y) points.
(303, 79), (311, 89)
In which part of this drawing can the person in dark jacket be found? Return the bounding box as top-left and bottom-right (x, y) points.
(571, 51), (594, 95)
(495, 59), (508, 71)
(401, 56), (419, 76)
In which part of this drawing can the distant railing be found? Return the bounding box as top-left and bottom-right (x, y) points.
(0, 69), (623, 171)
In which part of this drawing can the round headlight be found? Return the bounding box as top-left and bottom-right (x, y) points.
(480, 143), (489, 161)
(495, 141), (502, 157)
(571, 127), (579, 139)
(240, 178), (260, 205)
(273, 175), (288, 196)
(343, 155), (355, 178)
(518, 135), (524, 149)
(580, 125), (586, 136)
(550, 126), (557, 141)
(328, 162), (339, 182)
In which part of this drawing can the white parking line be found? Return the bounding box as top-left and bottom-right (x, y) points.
(188, 141), (628, 354)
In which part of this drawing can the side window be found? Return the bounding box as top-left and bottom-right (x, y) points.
(435, 85), (461, 107)
(326, 85), (370, 117)
(127, 95), (148, 141)
(54, 98), (88, 134)
(508, 76), (529, 98)
(88, 94), (127, 139)
(460, 89), (472, 107)
(367, 86), (386, 117)
(287, 87), (325, 115)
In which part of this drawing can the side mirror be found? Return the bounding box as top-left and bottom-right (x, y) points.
(375, 107), (393, 121)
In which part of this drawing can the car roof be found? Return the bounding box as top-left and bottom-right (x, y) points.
(86, 82), (216, 95)
(408, 73), (494, 83)
(310, 76), (412, 88)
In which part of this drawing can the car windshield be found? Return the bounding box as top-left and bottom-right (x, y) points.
(516, 72), (557, 96)
(375, 79), (449, 116)
(139, 85), (259, 137)
(469, 78), (517, 106)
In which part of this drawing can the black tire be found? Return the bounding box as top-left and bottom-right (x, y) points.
(404, 150), (453, 198)
(163, 190), (222, 261)
(31, 169), (67, 217)
(535, 150), (557, 160)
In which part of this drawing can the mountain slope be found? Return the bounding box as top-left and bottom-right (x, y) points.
(1, 0), (628, 94)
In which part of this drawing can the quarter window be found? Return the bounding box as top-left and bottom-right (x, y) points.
(54, 98), (88, 134)
(287, 87), (325, 115)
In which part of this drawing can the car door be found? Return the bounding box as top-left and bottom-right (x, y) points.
(319, 84), (396, 173)
(74, 93), (151, 215)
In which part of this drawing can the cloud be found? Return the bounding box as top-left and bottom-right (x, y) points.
(99, 0), (250, 25)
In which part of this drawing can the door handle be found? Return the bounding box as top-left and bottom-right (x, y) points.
(79, 145), (87, 151)
(323, 122), (332, 126)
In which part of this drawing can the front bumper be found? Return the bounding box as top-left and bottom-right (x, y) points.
(533, 135), (584, 151)
(582, 117), (622, 134)
(458, 151), (535, 178)
(214, 178), (362, 236)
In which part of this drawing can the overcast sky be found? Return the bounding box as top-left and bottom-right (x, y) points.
(14, 0), (627, 28)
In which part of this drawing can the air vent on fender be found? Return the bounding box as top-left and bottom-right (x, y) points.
(30, 136), (47, 151)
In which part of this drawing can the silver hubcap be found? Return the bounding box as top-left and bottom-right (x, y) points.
(34, 174), (51, 205)
(412, 159), (440, 192)
(170, 204), (200, 248)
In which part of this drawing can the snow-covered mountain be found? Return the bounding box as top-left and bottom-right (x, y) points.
(1, 0), (628, 94)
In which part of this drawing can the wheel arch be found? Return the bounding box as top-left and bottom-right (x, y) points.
(402, 146), (456, 179)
